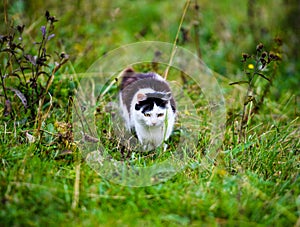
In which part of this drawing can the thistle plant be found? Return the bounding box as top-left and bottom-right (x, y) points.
(0, 11), (68, 135)
(230, 39), (282, 141)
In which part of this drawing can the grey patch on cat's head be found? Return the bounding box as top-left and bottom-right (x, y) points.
(119, 68), (176, 114)
(146, 92), (172, 101)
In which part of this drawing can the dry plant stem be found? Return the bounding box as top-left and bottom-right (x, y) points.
(43, 92), (53, 120)
(164, 0), (190, 79)
(34, 59), (68, 136)
(253, 63), (278, 115)
(72, 161), (81, 210)
(239, 63), (258, 142)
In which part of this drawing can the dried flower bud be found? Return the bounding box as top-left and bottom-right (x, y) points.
(269, 52), (281, 61)
(274, 37), (283, 46)
(45, 10), (58, 23)
(275, 53), (281, 60)
(261, 51), (267, 58)
(256, 43), (264, 52)
(242, 53), (249, 58)
(16, 25), (25, 34)
(45, 11), (50, 20)
(60, 52), (69, 60)
(242, 53), (250, 61)
(269, 51), (276, 59)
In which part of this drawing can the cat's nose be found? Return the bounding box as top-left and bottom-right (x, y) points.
(151, 121), (157, 126)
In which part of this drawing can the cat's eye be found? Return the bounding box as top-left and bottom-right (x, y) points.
(157, 113), (164, 117)
(144, 113), (151, 117)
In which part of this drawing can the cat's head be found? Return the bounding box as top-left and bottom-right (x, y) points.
(134, 92), (171, 127)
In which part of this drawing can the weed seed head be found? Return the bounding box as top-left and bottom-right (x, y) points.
(261, 51), (267, 58)
(242, 53), (250, 62)
(256, 43), (264, 52)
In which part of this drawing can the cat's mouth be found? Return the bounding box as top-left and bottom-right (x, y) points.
(148, 122), (162, 127)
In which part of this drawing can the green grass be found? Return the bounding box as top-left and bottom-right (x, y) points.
(1, 0), (300, 226)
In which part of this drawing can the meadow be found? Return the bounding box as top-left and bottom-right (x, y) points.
(0, 0), (299, 226)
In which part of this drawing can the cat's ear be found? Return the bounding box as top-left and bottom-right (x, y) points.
(137, 93), (147, 102)
(120, 68), (136, 90)
(122, 67), (135, 75)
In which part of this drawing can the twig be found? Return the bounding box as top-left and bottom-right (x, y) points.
(72, 161), (81, 210)
(164, 0), (191, 79)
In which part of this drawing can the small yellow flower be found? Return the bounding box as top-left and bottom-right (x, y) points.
(248, 64), (254, 69)
(276, 53), (282, 59)
(218, 169), (227, 176)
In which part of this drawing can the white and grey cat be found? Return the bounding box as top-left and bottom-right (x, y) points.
(119, 68), (176, 150)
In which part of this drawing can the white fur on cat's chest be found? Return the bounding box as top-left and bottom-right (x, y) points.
(134, 122), (165, 150)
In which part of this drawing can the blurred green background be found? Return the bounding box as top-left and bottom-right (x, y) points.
(1, 0), (299, 92)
